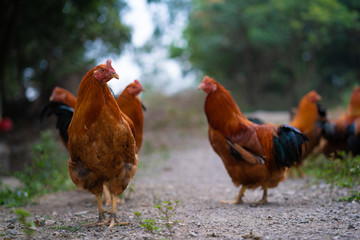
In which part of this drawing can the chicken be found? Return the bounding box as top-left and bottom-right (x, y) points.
(198, 76), (308, 204)
(49, 87), (77, 108)
(321, 86), (360, 157)
(41, 87), (75, 148)
(103, 80), (145, 204)
(288, 90), (325, 177)
(42, 85), (138, 206)
(346, 117), (360, 155)
(116, 80), (145, 153)
(68, 60), (138, 228)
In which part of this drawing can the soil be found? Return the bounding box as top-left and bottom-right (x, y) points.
(1, 129), (359, 240)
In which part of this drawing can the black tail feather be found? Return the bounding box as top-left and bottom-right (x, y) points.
(274, 125), (308, 168)
(247, 117), (264, 125)
(41, 101), (74, 145)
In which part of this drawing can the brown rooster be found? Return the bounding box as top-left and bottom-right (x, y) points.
(198, 76), (308, 204)
(321, 86), (360, 157)
(68, 60), (138, 228)
(288, 90), (325, 177)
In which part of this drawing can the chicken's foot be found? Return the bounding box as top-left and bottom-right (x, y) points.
(86, 195), (108, 226)
(103, 193), (129, 228)
(220, 186), (246, 204)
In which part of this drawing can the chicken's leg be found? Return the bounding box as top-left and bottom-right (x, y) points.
(103, 184), (112, 206)
(257, 188), (268, 204)
(220, 186), (246, 204)
(103, 184), (124, 206)
(86, 194), (107, 226)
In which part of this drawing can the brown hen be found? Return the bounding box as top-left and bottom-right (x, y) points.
(68, 60), (138, 228)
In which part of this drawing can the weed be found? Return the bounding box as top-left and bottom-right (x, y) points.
(0, 131), (73, 207)
(13, 208), (36, 239)
(303, 152), (360, 202)
(134, 211), (161, 232)
(50, 225), (82, 232)
(134, 200), (181, 236)
(154, 200), (180, 236)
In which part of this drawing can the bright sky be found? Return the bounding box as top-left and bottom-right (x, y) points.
(102, 0), (196, 96)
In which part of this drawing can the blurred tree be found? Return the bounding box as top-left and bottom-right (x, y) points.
(1, 0), (131, 120)
(169, 0), (360, 110)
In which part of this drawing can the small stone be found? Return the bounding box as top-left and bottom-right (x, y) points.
(189, 231), (197, 237)
(7, 224), (15, 229)
(74, 211), (89, 216)
(348, 224), (355, 229)
(7, 229), (18, 235)
(45, 220), (56, 226)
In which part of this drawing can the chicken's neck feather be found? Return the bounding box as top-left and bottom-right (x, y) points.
(204, 85), (249, 134)
(64, 91), (77, 108)
(74, 69), (121, 129)
(290, 98), (318, 131)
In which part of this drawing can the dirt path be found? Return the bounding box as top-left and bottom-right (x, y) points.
(1, 132), (359, 239)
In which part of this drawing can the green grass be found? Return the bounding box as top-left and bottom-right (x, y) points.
(13, 208), (36, 239)
(303, 152), (360, 202)
(0, 130), (73, 207)
(134, 200), (181, 236)
(50, 225), (82, 232)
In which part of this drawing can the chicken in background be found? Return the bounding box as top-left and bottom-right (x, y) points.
(346, 117), (360, 155)
(102, 79), (146, 205)
(321, 86), (360, 157)
(198, 76), (308, 204)
(116, 80), (146, 153)
(288, 90), (326, 177)
(67, 60), (138, 228)
(40, 87), (75, 147)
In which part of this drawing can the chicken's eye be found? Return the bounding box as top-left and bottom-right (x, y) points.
(101, 69), (105, 73)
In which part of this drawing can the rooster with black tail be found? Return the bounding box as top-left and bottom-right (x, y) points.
(199, 76), (308, 204)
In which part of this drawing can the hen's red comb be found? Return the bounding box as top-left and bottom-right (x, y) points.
(203, 76), (210, 81)
(134, 79), (142, 88)
(105, 59), (113, 70)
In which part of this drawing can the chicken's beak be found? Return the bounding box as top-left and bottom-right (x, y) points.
(111, 73), (119, 80)
(141, 88), (146, 92)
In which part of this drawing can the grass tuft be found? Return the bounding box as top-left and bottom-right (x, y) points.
(303, 152), (360, 202)
(0, 130), (73, 207)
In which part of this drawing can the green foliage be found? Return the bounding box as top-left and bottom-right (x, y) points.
(0, 131), (72, 207)
(134, 200), (180, 236)
(13, 208), (36, 239)
(50, 225), (82, 232)
(171, 0), (360, 109)
(303, 152), (360, 202)
(2, 0), (131, 106)
(134, 211), (162, 233)
(154, 200), (180, 236)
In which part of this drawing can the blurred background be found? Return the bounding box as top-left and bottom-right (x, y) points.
(1, 0), (359, 175)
